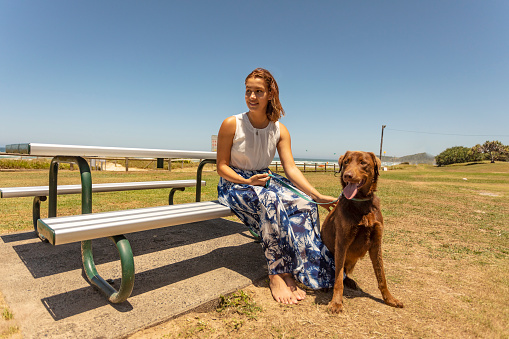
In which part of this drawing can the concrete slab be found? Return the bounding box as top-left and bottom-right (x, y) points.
(0, 218), (266, 338)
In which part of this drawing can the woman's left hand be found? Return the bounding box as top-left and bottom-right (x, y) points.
(314, 195), (338, 212)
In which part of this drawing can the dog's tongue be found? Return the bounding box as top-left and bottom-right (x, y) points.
(343, 183), (358, 200)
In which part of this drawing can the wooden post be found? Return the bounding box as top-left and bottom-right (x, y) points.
(125, 158), (129, 172)
(380, 125), (386, 162)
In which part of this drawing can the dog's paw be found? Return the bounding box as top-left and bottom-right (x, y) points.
(327, 301), (344, 313)
(385, 297), (404, 308)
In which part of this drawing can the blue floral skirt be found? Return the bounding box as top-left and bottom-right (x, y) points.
(217, 167), (335, 289)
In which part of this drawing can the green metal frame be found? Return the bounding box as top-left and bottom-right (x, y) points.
(81, 235), (135, 303)
(196, 159), (216, 202)
(47, 156), (135, 303)
(48, 156), (92, 217)
(169, 187), (185, 205)
(33, 196), (47, 241)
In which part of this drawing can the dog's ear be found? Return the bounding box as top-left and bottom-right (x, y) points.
(369, 152), (381, 181)
(338, 151), (349, 173)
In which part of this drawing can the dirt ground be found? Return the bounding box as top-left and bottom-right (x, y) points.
(128, 239), (507, 339)
(1, 165), (507, 338)
(0, 293), (21, 338)
(126, 187), (508, 338)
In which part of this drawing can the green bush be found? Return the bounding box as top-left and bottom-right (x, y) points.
(0, 158), (70, 170)
(435, 146), (480, 166)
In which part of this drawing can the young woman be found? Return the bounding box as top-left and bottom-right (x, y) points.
(216, 68), (336, 304)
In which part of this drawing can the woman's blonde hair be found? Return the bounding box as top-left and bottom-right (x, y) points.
(245, 68), (285, 122)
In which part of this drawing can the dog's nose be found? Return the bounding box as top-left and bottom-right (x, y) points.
(343, 171), (353, 181)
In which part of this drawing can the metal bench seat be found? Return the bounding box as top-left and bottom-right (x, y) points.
(36, 200), (233, 303)
(37, 200), (233, 245)
(1, 180), (206, 236)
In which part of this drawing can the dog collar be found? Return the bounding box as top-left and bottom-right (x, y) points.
(339, 193), (372, 202)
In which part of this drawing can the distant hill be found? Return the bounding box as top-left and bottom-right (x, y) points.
(382, 152), (435, 165)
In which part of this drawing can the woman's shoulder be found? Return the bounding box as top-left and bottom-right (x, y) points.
(277, 121), (289, 139)
(223, 112), (246, 123)
(220, 113), (245, 133)
(219, 115), (236, 132)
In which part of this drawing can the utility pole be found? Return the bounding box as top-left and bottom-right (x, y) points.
(379, 125), (386, 161)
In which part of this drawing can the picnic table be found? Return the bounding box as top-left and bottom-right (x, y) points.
(5, 142), (216, 206)
(3, 143), (233, 303)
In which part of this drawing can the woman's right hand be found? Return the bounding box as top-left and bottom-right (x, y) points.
(248, 173), (270, 186)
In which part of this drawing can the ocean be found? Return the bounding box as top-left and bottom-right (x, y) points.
(275, 157), (337, 165)
(273, 157), (399, 167)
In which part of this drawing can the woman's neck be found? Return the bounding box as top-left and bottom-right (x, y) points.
(247, 111), (270, 129)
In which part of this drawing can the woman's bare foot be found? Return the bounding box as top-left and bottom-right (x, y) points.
(269, 274), (298, 304)
(282, 273), (306, 301)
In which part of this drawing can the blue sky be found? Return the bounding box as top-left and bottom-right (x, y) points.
(1, 1), (508, 159)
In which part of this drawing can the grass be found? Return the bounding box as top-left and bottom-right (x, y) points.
(1, 161), (509, 338)
(1, 309), (13, 321)
(0, 294), (19, 338)
(217, 290), (263, 320)
(0, 165), (226, 233)
(1, 157), (208, 171)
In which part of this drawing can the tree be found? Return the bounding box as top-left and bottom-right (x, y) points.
(471, 140), (509, 163)
(435, 146), (476, 166)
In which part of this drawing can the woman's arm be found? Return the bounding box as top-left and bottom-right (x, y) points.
(277, 123), (336, 206)
(216, 116), (269, 186)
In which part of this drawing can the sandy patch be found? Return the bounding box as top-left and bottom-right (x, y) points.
(479, 192), (500, 197)
(102, 162), (147, 172)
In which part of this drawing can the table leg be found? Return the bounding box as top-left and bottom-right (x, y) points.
(48, 156), (92, 217)
(169, 187), (185, 205)
(196, 159), (215, 202)
(81, 235), (135, 303)
(32, 196), (47, 241)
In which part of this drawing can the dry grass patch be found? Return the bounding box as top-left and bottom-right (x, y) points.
(0, 163), (508, 338)
(0, 292), (20, 339)
(127, 163), (509, 338)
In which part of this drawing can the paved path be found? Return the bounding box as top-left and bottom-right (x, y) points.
(0, 218), (266, 338)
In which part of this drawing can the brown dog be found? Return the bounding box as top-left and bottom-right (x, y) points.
(321, 151), (403, 313)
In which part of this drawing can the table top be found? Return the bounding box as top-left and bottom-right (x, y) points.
(5, 143), (217, 160)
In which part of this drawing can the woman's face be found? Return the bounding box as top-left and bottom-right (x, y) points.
(245, 77), (271, 115)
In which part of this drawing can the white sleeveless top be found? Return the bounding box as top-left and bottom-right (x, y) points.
(230, 112), (280, 170)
